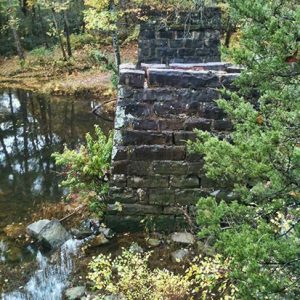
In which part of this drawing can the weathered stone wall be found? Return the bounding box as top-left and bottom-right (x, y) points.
(138, 8), (221, 64)
(107, 63), (240, 232)
(106, 7), (241, 232)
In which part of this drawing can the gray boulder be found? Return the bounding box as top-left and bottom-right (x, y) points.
(26, 219), (51, 239)
(38, 220), (72, 249)
(170, 232), (195, 244)
(65, 286), (86, 300)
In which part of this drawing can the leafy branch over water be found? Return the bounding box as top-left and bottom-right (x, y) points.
(52, 125), (113, 217)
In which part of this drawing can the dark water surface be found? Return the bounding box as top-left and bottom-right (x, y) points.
(0, 89), (112, 232)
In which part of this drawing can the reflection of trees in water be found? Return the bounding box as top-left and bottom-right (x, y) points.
(0, 89), (110, 224)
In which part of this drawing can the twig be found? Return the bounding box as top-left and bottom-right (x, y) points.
(179, 206), (198, 234)
(278, 219), (300, 238)
(92, 102), (114, 122)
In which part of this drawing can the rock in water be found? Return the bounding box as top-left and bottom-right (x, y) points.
(170, 232), (195, 244)
(26, 219), (51, 239)
(171, 248), (190, 262)
(65, 286), (86, 300)
(38, 220), (72, 250)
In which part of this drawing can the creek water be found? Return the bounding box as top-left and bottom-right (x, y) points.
(3, 239), (83, 300)
(0, 89), (113, 299)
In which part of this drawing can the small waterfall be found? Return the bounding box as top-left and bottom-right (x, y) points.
(2, 239), (83, 300)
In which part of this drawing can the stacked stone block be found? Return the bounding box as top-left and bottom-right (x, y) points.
(107, 63), (241, 232)
(138, 8), (221, 64)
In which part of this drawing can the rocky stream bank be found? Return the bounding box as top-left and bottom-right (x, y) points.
(1, 208), (209, 300)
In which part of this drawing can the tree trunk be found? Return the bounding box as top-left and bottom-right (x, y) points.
(80, 0), (85, 33)
(21, 0), (28, 15)
(63, 10), (72, 57)
(224, 17), (236, 48)
(51, 7), (67, 61)
(37, 5), (50, 49)
(112, 31), (121, 72)
(109, 0), (121, 72)
(11, 26), (25, 60)
(7, 0), (25, 60)
(224, 27), (234, 48)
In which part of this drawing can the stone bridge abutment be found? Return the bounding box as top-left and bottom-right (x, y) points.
(106, 8), (241, 232)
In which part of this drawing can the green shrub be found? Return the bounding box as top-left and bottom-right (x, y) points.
(52, 125), (113, 217)
(30, 46), (52, 57)
(69, 33), (97, 50)
(88, 49), (116, 71)
(188, 0), (300, 298)
(88, 49), (118, 87)
(122, 25), (140, 45)
(28, 46), (53, 66)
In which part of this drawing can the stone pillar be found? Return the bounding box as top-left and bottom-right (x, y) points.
(106, 7), (242, 232)
(138, 7), (221, 64)
(107, 63), (241, 232)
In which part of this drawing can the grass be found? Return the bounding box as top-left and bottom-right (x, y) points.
(0, 42), (138, 99)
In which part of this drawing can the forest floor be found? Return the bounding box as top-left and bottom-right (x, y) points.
(0, 42), (138, 99)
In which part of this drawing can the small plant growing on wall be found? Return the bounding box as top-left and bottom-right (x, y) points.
(52, 125), (113, 217)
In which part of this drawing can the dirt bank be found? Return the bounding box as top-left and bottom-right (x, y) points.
(0, 43), (137, 99)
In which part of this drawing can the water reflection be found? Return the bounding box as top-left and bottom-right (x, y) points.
(0, 89), (113, 230)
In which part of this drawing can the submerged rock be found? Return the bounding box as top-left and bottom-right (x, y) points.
(170, 232), (195, 245)
(64, 286), (86, 300)
(38, 220), (72, 250)
(171, 248), (190, 262)
(26, 219), (51, 239)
